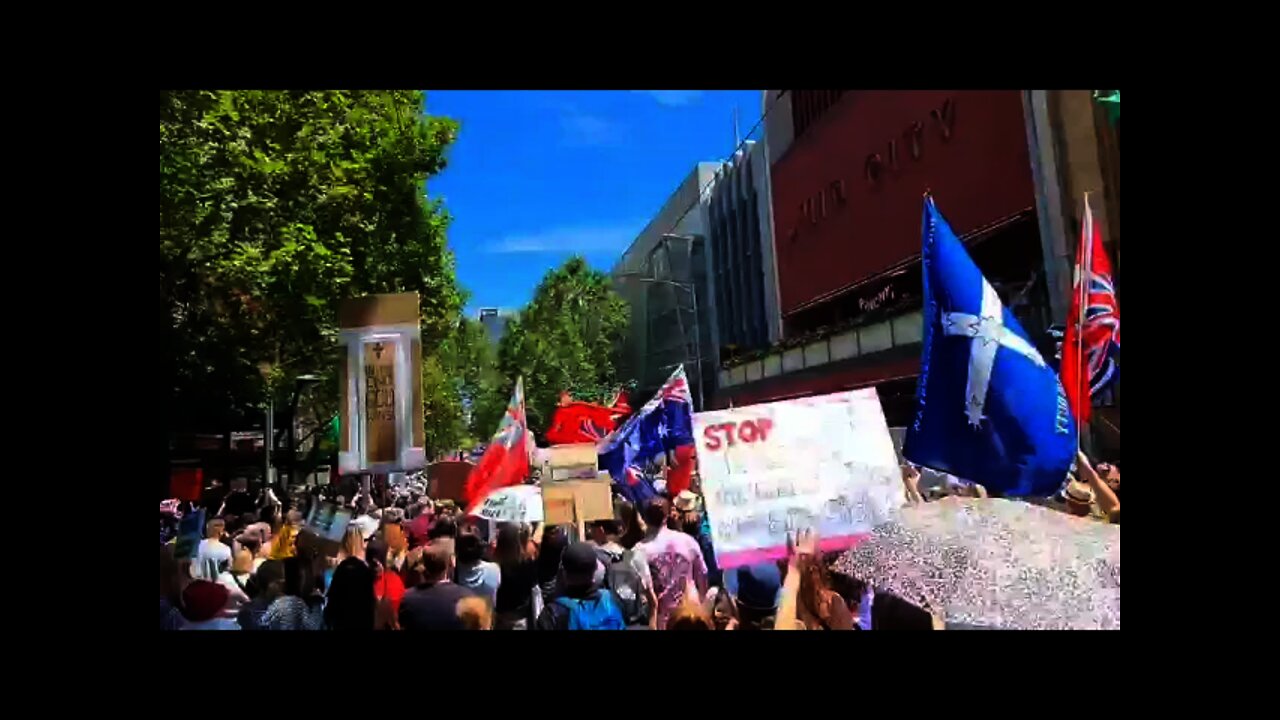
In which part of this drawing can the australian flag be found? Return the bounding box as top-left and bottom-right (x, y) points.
(903, 197), (1077, 498)
(598, 366), (694, 505)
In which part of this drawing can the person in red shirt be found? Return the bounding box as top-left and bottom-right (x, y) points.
(367, 542), (405, 630)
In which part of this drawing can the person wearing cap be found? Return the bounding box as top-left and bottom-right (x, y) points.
(722, 562), (783, 630)
(179, 580), (241, 630)
(534, 542), (626, 631)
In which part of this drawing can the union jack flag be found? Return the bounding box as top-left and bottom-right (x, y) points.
(1062, 199), (1120, 425)
(659, 375), (691, 405)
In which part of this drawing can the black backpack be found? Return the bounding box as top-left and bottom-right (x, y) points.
(595, 547), (650, 627)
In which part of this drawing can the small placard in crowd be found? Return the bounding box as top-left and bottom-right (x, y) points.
(544, 443), (599, 481)
(542, 478), (612, 526)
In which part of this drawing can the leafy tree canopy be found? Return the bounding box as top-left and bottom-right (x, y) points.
(487, 257), (631, 441)
(160, 90), (463, 443)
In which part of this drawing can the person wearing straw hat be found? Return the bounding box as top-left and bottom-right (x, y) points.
(1062, 477), (1095, 517)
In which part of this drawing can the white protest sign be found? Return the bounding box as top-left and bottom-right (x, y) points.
(475, 484), (544, 524)
(694, 389), (905, 568)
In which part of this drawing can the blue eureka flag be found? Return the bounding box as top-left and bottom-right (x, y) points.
(903, 197), (1077, 497)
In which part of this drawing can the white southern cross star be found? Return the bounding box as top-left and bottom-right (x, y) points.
(656, 421), (669, 438)
(943, 277), (1047, 427)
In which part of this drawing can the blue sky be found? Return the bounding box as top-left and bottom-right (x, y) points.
(425, 90), (762, 315)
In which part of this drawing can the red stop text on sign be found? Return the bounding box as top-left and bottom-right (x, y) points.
(702, 418), (774, 451)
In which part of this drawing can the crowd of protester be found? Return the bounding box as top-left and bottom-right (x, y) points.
(160, 452), (1119, 631)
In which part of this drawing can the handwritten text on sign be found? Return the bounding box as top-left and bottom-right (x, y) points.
(694, 389), (905, 568)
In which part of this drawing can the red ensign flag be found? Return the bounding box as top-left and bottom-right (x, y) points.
(463, 378), (531, 513)
(1061, 199), (1121, 426)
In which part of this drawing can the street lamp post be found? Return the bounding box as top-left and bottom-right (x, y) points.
(287, 374), (323, 487)
(265, 398), (273, 487)
(615, 273), (705, 410)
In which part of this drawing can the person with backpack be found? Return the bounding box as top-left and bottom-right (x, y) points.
(589, 518), (655, 630)
(534, 543), (626, 631)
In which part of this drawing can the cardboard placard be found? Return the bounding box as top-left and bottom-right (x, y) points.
(543, 484), (578, 526)
(574, 478), (614, 521)
(545, 443), (598, 481)
(542, 478), (613, 525)
(694, 389), (905, 569)
(427, 461), (472, 503)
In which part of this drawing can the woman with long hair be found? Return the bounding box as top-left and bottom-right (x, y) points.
(324, 528), (376, 631)
(367, 541), (405, 630)
(264, 554), (325, 630)
(268, 510), (303, 560)
(616, 500), (644, 550)
(536, 525), (569, 601)
(493, 522), (542, 630)
(776, 530), (854, 631)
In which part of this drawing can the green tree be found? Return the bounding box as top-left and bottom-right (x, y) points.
(160, 91), (464, 454)
(491, 257), (631, 440)
(424, 315), (504, 453)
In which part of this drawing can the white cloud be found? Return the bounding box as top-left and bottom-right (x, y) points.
(487, 221), (644, 254)
(560, 110), (621, 147)
(637, 90), (704, 107)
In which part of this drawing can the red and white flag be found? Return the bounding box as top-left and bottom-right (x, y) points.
(1061, 198), (1121, 426)
(463, 378), (531, 514)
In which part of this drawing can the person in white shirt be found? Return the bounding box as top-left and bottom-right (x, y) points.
(215, 548), (255, 617)
(193, 518), (232, 580)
